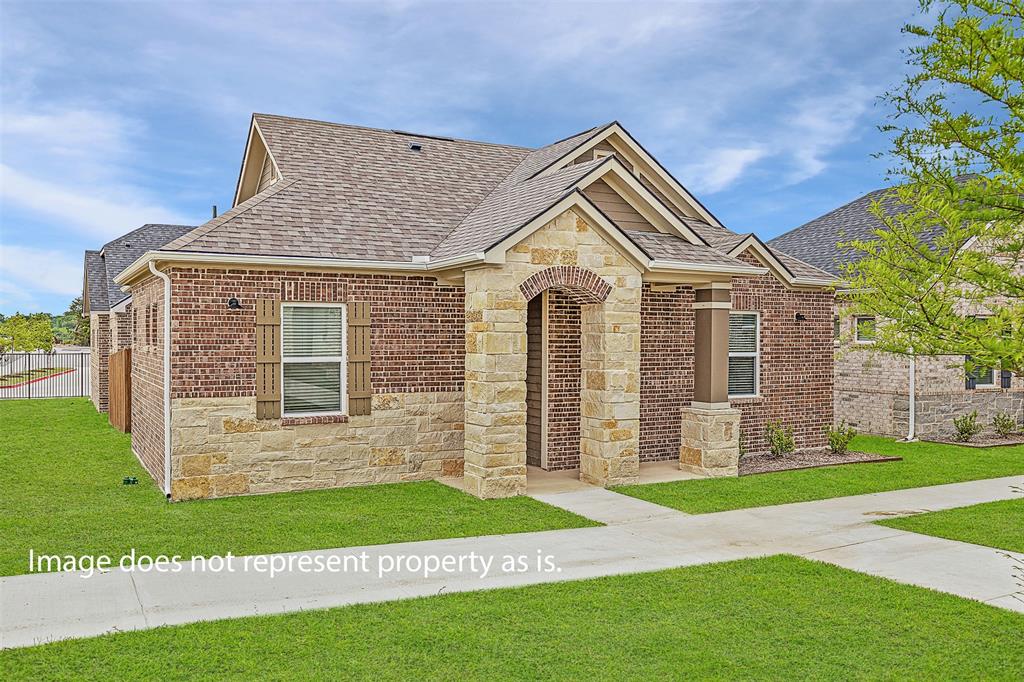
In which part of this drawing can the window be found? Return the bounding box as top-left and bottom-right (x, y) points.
(728, 312), (759, 398)
(281, 304), (346, 416)
(833, 315), (840, 343)
(968, 365), (995, 386)
(854, 316), (876, 343)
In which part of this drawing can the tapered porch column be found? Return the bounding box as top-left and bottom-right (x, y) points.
(680, 283), (741, 476)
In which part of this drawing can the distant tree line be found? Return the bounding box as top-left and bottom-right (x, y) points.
(0, 297), (89, 354)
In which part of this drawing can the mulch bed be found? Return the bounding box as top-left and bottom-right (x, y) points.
(739, 448), (901, 476)
(925, 433), (1024, 448)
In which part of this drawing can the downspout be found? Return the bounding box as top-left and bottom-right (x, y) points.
(149, 261), (173, 497)
(905, 355), (917, 442)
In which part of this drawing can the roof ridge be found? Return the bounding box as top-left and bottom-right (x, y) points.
(253, 113), (532, 151)
(771, 185), (893, 244)
(162, 177), (300, 252)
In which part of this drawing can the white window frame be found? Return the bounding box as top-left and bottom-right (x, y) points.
(280, 302), (347, 418)
(728, 310), (760, 399)
(854, 316), (876, 344)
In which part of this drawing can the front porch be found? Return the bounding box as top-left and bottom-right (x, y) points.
(460, 209), (742, 499)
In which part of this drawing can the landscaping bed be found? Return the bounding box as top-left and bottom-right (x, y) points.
(925, 432), (1024, 448)
(740, 447), (901, 476)
(0, 367), (72, 388)
(3, 555), (1022, 679)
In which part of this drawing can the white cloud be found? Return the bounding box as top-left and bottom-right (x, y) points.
(0, 164), (193, 239)
(681, 146), (769, 194)
(0, 244), (82, 298)
(783, 86), (874, 184)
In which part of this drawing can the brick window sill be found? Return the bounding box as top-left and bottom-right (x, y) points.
(729, 396), (764, 405)
(281, 414), (350, 426)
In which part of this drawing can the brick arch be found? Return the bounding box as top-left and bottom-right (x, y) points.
(518, 266), (612, 305)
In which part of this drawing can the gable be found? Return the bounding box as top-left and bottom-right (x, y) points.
(582, 178), (657, 233)
(234, 120), (280, 206)
(541, 124), (721, 228)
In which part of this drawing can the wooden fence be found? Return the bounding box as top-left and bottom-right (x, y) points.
(108, 348), (131, 433)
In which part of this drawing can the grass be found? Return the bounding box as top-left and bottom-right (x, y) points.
(615, 435), (1024, 514)
(2, 555), (1022, 679)
(878, 497), (1024, 553)
(0, 398), (596, 577)
(0, 366), (70, 387)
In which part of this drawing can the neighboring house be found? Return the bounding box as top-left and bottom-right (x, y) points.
(83, 224), (195, 412)
(770, 188), (1023, 439)
(106, 114), (836, 501)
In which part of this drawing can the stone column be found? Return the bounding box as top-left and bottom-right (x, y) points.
(680, 283), (740, 476)
(463, 267), (529, 498)
(578, 278), (641, 487)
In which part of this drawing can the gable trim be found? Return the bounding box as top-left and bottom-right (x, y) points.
(728, 234), (835, 288)
(532, 122), (724, 228)
(232, 118), (282, 207)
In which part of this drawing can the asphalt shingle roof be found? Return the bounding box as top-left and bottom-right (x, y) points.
(154, 113), (828, 284)
(86, 224), (195, 311)
(768, 187), (943, 277)
(622, 230), (757, 268)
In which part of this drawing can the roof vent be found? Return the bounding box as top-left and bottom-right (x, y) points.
(408, 142), (423, 152)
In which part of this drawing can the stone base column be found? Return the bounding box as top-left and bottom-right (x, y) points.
(679, 406), (741, 477)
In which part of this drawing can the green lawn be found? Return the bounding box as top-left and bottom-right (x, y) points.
(878, 497), (1024, 553)
(615, 435), (1024, 514)
(0, 399), (596, 577)
(3, 555), (1022, 679)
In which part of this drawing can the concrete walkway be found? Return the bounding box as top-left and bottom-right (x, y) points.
(2, 475), (1022, 649)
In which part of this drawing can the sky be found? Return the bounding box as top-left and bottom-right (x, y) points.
(0, 0), (924, 315)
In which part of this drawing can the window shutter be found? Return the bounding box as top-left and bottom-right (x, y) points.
(1001, 369), (1012, 389)
(347, 302), (371, 416)
(256, 299), (281, 419)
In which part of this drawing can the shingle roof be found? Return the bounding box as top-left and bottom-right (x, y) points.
(622, 230), (756, 269)
(768, 186), (942, 276)
(154, 113), (828, 285)
(86, 224), (195, 311)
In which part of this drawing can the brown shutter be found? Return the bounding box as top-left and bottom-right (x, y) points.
(347, 302), (371, 416)
(256, 299), (281, 419)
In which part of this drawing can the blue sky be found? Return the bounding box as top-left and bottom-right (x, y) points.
(0, 0), (922, 315)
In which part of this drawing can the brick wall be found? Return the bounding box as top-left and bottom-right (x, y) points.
(89, 312), (110, 412)
(731, 253), (834, 454)
(111, 307), (132, 352)
(835, 306), (1024, 437)
(545, 289), (582, 470)
(130, 276), (166, 488)
(168, 268), (465, 399)
(639, 284), (694, 462)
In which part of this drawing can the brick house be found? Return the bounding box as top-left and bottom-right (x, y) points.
(83, 224), (194, 412)
(106, 114), (836, 500)
(770, 188), (1023, 439)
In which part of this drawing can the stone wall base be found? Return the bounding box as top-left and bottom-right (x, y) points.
(679, 406), (740, 477)
(168, 392), (464, 501)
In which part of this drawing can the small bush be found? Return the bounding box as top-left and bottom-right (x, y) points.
(992, 412), (1021, 438)
(952, 411), (984, 442)
(827, 420), (857, 455)
(765, 421), (795, 457)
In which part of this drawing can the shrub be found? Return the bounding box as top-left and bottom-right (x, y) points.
(992, 412), (1021, 438)
(765, 421), (795, 457)
(952, 411), (984, 442)
(827, 420), (857, 455)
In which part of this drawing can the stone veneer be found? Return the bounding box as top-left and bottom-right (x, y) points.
(169, 392), (464, 500)
(463, 209), (642, 498)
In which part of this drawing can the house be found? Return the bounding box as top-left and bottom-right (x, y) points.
(105, 114), (836, 501)
(83, 224), (195, 412)
(770, 187), (1023, 439)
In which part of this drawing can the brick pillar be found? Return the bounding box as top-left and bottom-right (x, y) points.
(89, 312), (111, 413)
(463, 268), (529, 498)
(578, 279), (641, 486)
(680, 283), (740, 476)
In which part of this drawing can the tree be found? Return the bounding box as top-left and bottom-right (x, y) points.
(845, 0), (1024, 376)
(0, 313), (55, 355)
(51, 297), (89, 346)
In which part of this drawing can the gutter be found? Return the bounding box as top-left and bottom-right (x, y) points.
(148, 261), (173, 497)
(904, 355), (918, 442)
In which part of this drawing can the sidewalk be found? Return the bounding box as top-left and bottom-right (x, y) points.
(2, 475), (1022, 649)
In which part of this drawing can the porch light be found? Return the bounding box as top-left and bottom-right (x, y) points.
(795, 313), (807, 322)
(227, 298), (243, 309)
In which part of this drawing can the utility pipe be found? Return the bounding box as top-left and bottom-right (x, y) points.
(148, 261), (172, 497)
(905, 355), (917, 442)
